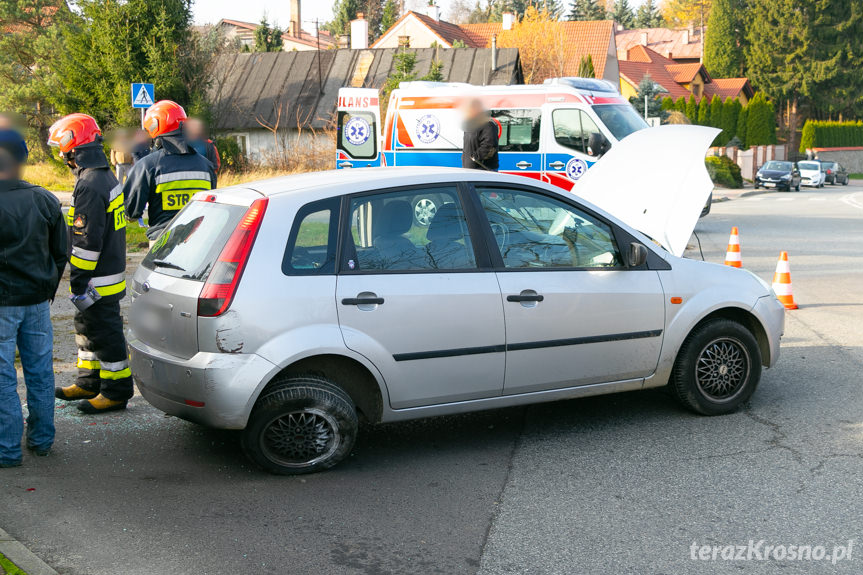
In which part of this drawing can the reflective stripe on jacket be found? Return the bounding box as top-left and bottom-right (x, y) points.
(123, 134), (217, 239)
(67, 145), (127, 301)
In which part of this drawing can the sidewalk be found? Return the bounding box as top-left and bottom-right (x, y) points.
(51, 191), (72, 206)
(712, 183), (764, 202)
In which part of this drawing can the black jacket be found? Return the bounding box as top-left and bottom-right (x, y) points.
(0, 179), (67, 306)
(124, 133), (217, 239)
(462, 119), (499, 171)
(67, 144), (127, 301)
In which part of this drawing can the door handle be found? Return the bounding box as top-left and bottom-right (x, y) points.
(341, 296), (385, 305)
(507, 293), (544, 303)
(338, 161), (354, 168)
(548, 161), (565, 170)
(516, 161), (532, 170)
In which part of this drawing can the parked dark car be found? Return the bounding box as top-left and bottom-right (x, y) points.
(820, 161), (849, 185)
(754, 161), (801, 191)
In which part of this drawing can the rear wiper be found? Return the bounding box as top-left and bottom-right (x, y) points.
(152, 259), (185, 271)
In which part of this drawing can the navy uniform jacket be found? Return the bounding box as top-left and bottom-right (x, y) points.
(124, 133), (216, 240)
(67, 144), (127, 301)
(0, 179), (66, 305)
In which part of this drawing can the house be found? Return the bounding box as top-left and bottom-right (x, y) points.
(208, 47), (521, 159)
(216, 0), (334, 52)
(371, 9), (620, 84)
(371, 8), (484, 49)
(618, 45), (752, 104)
(615, 26), (704, 64)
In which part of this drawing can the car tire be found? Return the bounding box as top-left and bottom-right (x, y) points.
(242, 375), (358, 475)
(670, 319), (762, 416)
(795, 183), (800, 191)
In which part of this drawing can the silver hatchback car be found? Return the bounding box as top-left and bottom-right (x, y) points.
(129, 164), (784, 474)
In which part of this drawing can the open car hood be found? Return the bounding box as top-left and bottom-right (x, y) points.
(575, 125), (719, 257)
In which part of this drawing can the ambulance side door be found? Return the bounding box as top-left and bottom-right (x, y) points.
(541, 105), (606, 192)
(491, 108), (543, 182)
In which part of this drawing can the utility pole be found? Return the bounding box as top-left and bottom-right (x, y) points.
(316, 19), (323, 95)
(699, 0), (704, 64)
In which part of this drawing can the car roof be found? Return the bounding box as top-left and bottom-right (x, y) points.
(234, 167), (541, 200)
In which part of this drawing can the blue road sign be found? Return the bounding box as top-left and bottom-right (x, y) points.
(131, 83), (155, 108)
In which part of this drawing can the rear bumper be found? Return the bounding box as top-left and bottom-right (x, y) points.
(753, 294), (785, 368)
(129, 336), (278, 429)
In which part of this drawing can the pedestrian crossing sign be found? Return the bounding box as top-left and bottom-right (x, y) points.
(131, 83), (154, 108)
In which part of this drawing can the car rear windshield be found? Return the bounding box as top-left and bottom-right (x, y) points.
(798, 161), (819, 170)
(141, 200), (247, 281)
(591, 104), (649, 141)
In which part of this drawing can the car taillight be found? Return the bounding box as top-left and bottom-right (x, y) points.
(198, 198), (268, 317)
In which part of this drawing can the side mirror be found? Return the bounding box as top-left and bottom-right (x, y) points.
(629, 242), (647, 267)
(587, 132), (610, 157)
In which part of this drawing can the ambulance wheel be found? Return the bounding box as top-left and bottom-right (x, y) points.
(413, 197), (437, 227)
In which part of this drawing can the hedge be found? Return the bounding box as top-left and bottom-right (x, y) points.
(799, 120), (863, 152)
(705, 155), (743, 188)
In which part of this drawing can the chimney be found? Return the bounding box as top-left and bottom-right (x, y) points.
(502, 12), (515, 30)
(398, 35), (410, 48)
(339, 34), (350, 49)
(426, 1), (440, 21)
(640, 32), (648, 46)
(682, 29), (689, 44)
(351, 13), (369, 49)
(491, 34), (497, 70)
(290, 0), (301, 38)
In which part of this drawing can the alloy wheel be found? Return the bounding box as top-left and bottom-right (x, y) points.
(260, 409), (340, 468)
(694, 337), (751, 402)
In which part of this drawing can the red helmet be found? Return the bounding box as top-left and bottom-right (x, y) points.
(47, 113), (102, 154)
(143, 100), (187, 138)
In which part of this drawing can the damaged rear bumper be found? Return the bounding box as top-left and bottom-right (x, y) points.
(129, 336), (278, 429)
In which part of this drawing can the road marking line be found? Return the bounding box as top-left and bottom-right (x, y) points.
(841, 192), (863, 210)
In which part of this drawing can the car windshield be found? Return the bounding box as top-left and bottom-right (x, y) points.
(591, 104), (649, 141)
(820, 162), (835, 171)
(762, 161), (791, 171)
(798, 161), (819, 170)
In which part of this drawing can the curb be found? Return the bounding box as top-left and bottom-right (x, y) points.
(0, 528), (58, 575)
(739, 189), (768, 198)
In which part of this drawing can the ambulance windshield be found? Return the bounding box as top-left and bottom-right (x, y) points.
(591, 104), (649, 141)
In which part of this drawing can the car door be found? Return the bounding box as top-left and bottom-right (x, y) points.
(491, 108), (543, 181)
(541, 106), (605, 191)
(470, 184), (666, 395)
(336, 184), (506, 409)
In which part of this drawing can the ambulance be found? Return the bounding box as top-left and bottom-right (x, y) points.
(336, 77), (650, 194)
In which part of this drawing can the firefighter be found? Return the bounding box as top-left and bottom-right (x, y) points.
(124, 101), (216, 244)
(48, 114), (133, 414)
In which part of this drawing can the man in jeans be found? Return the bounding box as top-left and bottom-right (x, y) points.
(0, 129), (67, 467)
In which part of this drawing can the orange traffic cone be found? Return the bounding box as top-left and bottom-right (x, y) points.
(724, 227), (742, 267)
(772, 251), (798, 310)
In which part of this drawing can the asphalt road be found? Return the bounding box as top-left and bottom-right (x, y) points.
(2, 184), (862, 575)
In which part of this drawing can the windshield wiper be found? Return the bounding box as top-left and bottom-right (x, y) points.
(152, 259), (186, 271)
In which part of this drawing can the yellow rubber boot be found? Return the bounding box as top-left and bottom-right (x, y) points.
(55, 384), (98, 401)
(77, 394), (128, 414)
